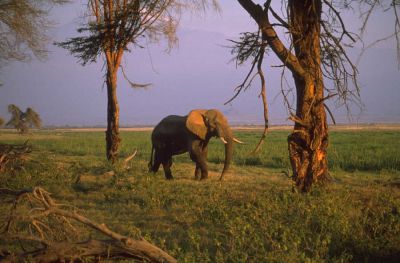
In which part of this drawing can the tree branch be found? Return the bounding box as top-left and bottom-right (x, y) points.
(237, 0), (305, 77)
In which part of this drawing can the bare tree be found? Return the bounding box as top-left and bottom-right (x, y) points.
(0, 0), (68, 67)
(231, 0), (399, 192)
(6, 104), (42, 134)
(57, 0), (219, 163)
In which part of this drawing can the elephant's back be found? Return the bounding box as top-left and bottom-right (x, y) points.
(152, 115), (187, 139)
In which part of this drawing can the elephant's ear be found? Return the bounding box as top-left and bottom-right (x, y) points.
(186, 109), (207, 140)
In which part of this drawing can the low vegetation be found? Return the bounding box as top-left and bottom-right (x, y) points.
(0, 128), (399, 262)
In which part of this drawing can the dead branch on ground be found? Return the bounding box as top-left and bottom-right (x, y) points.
(0, 187), (176, 262)
(0, 141), (31, 173)
(123, 149), (138, 169)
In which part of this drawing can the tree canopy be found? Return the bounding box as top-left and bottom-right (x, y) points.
(0, 0), (68, 67)
(57, 0), (219, 66)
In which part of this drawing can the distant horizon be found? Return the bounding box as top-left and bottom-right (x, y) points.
(2, 121), (398, 129)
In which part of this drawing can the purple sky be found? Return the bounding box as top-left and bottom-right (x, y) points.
(1, 1), (399, 126)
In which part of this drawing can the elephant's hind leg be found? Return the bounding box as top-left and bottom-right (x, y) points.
(194, 165), (201, 180)
(150, 149), (162, 173)
(162, 157), (173, 180)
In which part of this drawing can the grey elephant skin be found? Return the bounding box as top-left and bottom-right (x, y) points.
(149, 109), (241, 180)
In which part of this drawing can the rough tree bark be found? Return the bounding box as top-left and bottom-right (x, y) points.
(105, 61), (121, 163)
(287, 0), (330, 192)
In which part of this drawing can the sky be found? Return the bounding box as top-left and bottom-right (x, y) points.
(0, 0), (399, 127)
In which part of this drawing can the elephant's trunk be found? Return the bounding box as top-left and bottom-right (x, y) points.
(218, 126), (234, 180)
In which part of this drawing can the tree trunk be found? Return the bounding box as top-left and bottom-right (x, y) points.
(105, 66), (121, 163)
(287, 0), (330, 192)
(288, 76), (330, 192)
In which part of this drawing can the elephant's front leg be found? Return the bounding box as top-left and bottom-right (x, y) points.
(190, 140), (208, 180)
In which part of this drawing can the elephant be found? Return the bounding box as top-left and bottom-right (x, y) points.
(148, 109), (242, 180)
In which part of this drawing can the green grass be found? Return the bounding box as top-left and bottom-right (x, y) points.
(1, 129), (399, 262)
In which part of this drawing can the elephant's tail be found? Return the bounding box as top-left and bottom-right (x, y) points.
(148, 145), (155, 172)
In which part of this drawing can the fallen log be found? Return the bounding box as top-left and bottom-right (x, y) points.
(0, 187), (176, 262)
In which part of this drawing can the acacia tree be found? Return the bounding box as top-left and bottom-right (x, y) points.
(233, 0), (399, 192)
(6, 104), (42, 134)
(0, 0), (68, 67)
(57, 0), (218, 163)
(57, 0), (217, 162)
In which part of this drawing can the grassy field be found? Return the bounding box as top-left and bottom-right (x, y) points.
(1, 128), (400, 262)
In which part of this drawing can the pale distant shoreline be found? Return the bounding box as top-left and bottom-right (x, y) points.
(2, 123), (400, 132)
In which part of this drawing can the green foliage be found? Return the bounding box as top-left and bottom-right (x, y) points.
(210, 130), (400, 172)
(0, 129), (399, 262)
(329, 130), (400, 171)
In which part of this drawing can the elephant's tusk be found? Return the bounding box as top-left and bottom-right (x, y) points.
(233, 137), (244, 144)
(219, 137), (228, 144)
